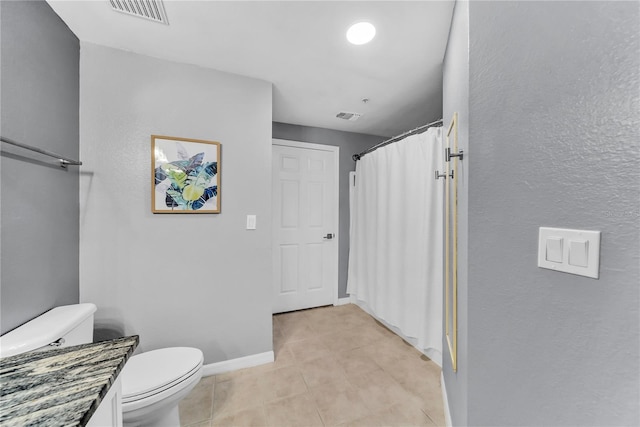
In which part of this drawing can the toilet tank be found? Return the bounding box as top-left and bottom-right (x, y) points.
(0, 303), (97, 358)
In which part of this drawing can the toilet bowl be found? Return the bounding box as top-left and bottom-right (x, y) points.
(0, 303), (204, 427)
(121, 347), (204, 427)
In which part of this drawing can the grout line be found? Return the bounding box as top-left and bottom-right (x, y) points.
(421, 407), (442, 427)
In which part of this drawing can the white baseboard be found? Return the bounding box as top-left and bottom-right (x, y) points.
(441, 372), (452, 427)
(201, 351), (274, 377)
(335, 297), (352, 306)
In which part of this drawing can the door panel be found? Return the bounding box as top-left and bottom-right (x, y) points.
(281, 181), (299, 227)
(280, 245), (299, 294)
(272, 142), (337, 313)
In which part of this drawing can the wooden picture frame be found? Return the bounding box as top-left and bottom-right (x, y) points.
(151, 135), (221, 213)
(445, 112), (458, 372)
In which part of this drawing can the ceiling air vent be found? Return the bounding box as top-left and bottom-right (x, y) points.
(336, 111), (362, 121)
(109, 0), (169, 25)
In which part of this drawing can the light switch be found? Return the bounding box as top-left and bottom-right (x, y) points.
(246, 215), (256, 230)
(569, 240), (589, 267)
(545, 237), (563, 263)
(538, 227), (601, 279)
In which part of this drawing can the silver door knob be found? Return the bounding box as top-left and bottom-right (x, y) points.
(323, 233), (334, 240)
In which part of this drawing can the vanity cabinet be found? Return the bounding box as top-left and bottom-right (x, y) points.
(88, 376), (123, 427)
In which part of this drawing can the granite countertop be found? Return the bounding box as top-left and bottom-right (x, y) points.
(0, 335), (139, 426)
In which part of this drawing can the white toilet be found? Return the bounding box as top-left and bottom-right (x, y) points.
(120, 346), (203, 426)
(0, 303), (204, 427)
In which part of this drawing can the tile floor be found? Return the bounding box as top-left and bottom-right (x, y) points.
(178, 304), (445, 427)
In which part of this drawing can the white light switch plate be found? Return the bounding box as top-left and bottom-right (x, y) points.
(538, 227), (601, 279)
(246, 215), (256, 230)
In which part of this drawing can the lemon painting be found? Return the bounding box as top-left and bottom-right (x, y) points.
(152, 136), (221, 213)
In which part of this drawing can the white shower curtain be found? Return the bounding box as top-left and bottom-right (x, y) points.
(347, 127), (443, 365)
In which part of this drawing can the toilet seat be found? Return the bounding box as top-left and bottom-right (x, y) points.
(121, 347), (204, 405)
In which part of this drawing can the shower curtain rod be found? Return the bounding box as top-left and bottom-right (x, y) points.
(1, 136), (82, 168)
(352, 118), (443, 161)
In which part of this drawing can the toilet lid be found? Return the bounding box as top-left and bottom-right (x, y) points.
(121, 347), (203, 401)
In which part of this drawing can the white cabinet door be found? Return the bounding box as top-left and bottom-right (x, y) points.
(272, 141), (338, 313)
(88, 375), (122, 427)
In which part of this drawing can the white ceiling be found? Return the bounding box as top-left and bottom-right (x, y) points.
(47, 1), (454, 138)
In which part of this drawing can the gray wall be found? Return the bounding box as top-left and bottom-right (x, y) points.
(272, 122), (384, 299)
(79, 43), (273, 364)
(467, 2), (639, 424)
(1, 0), (79, 334)
(441, 1), (469, 426)
(442, 1), (639, 425)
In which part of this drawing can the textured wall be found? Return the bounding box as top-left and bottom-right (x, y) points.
(79, 44), (273, 364)
(1, 0), (79, 334)
(272, 122), (384, 299)
(466, 2), (639, 425)
(441, 1), (469, 425)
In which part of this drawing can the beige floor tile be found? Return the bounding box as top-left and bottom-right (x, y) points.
(390, 400), (438, 426)
(423, 407), (446, 427)
(349, 369), (410, 412)
(261, 365), (308, 403)
(182, 305), (444, 427)
(399, 379), (445, 426)
(299, 356), (348, 388)
(179, 376), (215, 426)
(280, 323), (318, 343)
(264, 393), (324, 427)
(354, 342), (402, 371)
(330, 304), (365, 318)
(334, 348), (381, 379)
(307, 376), (354, 397)
(215, 356), (284, 382)
(310, 382), (371, 426)
(275, 310), (312, 330)
(272, 345), (296, 369)
(341, 403), (433, 427)
(371, 320), (403, 340)
(338, 312), (376, 331)
(306, 314), (345, 335)
(211, 406), (268, 427)
(386, 356), (441, 389)
(321, 328), (378, 353)
(215, 366), (263, 383)
(272, 326), (286, 353)
(358, 323), (395, 344)
(212, 375), (265, 420)
(183, 420), (212, 427)
(286, 336), (333, 364)
(310, 322), (343, 336)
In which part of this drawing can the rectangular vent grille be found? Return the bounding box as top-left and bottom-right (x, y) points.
(336, 111), (362, 121)
(109, 0), (169, 24)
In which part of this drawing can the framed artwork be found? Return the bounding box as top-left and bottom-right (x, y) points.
(445, 112), (458, 372)
(151, 135), (221, 213)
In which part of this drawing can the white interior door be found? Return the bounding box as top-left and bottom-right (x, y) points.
(272, 139), (338, 313)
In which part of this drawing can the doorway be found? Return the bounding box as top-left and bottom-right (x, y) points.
(272, 139), (339, 313)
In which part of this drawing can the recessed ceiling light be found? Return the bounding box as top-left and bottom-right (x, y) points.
(347, 22), (376, 45)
